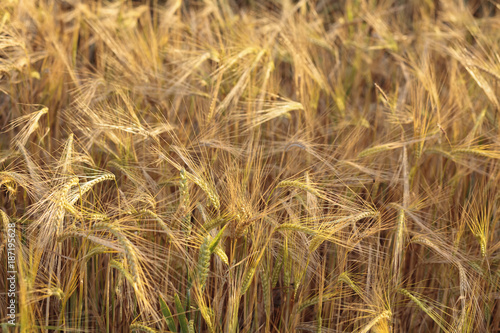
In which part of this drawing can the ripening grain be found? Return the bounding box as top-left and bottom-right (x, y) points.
(0, 0), (499, 332)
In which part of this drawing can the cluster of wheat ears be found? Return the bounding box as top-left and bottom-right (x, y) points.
(0, 0), (499, 332)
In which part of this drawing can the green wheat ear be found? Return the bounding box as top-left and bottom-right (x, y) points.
(197, 236), (211, 290)
(241, 265), (257, 295)
(130, 323), (158, 333)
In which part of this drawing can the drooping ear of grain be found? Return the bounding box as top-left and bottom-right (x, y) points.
(93, 222), (139, 289)
(68, 173), (116, 205)
(359, 310), (392, 333)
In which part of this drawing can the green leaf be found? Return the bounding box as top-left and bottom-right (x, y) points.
(159, 295), (177, 332)
(174, 293), (189, 333)
(208, 224), (227, 253)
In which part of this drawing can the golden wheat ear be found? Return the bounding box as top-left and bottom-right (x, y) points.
(7, 107), (48, 147)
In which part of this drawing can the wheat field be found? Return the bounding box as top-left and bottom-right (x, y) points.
(0, 0), (500, 332)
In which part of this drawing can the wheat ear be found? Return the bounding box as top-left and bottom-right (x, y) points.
(68, 173), (115, 205)
(130, 323), (158, 333)
(359, 310), (392, 333)
(93, 222), (139, 288)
